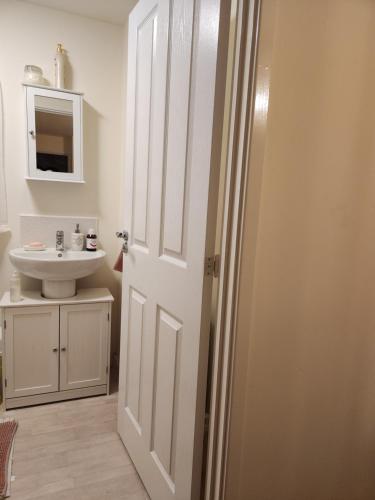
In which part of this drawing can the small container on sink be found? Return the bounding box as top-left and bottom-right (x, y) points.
(71, 224), (84, 251)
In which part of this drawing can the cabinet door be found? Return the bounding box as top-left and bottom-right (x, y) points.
(5, 306), (59, 398)
(25, 85), (83, 183)
(60, 303), (109, 390)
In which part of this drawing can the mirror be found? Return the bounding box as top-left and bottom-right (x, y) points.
(35, 96), (73, 173)
(25, 85), (83, 182)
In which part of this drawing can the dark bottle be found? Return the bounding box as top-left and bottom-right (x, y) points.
(86, 228), (97, 252)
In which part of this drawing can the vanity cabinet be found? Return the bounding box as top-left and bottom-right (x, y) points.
(0, 288), (113, 409)
(4, 305), (59, 398)
(60, 303), (109, 391)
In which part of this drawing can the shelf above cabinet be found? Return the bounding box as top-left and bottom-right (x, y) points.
(22, 83), (83, 96)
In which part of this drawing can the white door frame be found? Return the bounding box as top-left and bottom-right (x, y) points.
(204, 0), (262, 498)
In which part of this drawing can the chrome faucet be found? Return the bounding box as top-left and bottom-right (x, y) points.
(56, 230), (64, 251)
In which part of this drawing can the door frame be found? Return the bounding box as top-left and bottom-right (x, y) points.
(204, 0), (263, 498)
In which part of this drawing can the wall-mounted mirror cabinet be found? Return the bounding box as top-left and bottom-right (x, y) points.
(24, 84), (84, 183)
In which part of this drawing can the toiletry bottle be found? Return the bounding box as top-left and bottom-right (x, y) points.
(71, 224), (84, 251)
(10, 271), (21, 302)
(86, 228), (97, 252)
(54, 43), (65, 89)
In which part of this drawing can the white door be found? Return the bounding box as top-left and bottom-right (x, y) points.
(118, 0), (227, 499)
(60, 303), (109, 391)
(4, 306), (59, 398)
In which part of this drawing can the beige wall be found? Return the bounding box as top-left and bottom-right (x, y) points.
(226, 1), (375, 499)
(0, 0), (125, 356)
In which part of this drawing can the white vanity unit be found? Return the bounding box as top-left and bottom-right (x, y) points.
(0, 288), (113, 409)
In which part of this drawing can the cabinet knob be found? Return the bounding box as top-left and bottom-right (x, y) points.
(61, 347), (66, 352)
(52, 348), (58, 352)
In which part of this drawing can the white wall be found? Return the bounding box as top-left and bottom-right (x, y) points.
(0, 0), (125, 358)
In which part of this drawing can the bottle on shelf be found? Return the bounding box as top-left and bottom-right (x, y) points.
(54, 43), (65, 89)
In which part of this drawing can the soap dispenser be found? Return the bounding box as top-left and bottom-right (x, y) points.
(71, 224), (84, 251)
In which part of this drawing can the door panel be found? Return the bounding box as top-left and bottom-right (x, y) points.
(5, 306), (59, 398)
(160, 0), (194, 259)
(132, 10), (155, 250)
(60, 303), (108, 390)
(118, 0), (227, 498)
(125, 288), (146, 432)
(151, 307), (182, 483)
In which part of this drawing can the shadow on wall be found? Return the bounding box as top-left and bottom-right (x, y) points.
(63, 50), (73, 91)
(79, 263), (122, 361)
(0, 232), (11, 265)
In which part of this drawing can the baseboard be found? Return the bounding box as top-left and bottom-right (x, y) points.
(5, 385), (107, 409)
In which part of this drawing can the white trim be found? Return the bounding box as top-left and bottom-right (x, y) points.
(0, 288), (114, 308)
(205, 1), (261, 498)
(25, 177), (85, 184)
(22, 82), (83, 96)
(5, 385), (107, 409)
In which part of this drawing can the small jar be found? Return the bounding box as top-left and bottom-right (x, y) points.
(24, 65), (44, 84)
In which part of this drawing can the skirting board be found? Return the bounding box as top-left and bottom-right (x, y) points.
(5, 385), (107, 409)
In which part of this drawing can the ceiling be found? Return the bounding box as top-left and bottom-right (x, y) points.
(20, 0), (138, 25)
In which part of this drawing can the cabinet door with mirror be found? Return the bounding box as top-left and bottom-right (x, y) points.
(25, 84), (83, 182)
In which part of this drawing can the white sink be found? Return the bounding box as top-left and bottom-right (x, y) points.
(9, 248), (106, 299)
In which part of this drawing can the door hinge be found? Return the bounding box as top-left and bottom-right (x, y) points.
(107, 312), (110, 322)
(205, 255), (220, 277)
(3, 320), (6, 330)
(4, 378), (7, 388)
(106, 366), (109, 374)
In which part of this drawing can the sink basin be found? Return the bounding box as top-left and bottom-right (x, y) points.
(9, 248), (106, 299)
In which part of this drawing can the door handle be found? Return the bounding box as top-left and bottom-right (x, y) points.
(116, 230), (129, 254)
(52, 348), (58, 352)
(61, 347), (66, 352)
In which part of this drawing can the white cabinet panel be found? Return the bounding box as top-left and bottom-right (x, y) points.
(60, 303), (109, 391)
(4, 306), (59, 398)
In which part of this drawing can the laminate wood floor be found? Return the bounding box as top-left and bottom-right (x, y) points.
(4, 394), (149, 500)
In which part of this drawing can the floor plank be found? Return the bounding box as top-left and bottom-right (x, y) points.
(4, 394), (149, 500)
